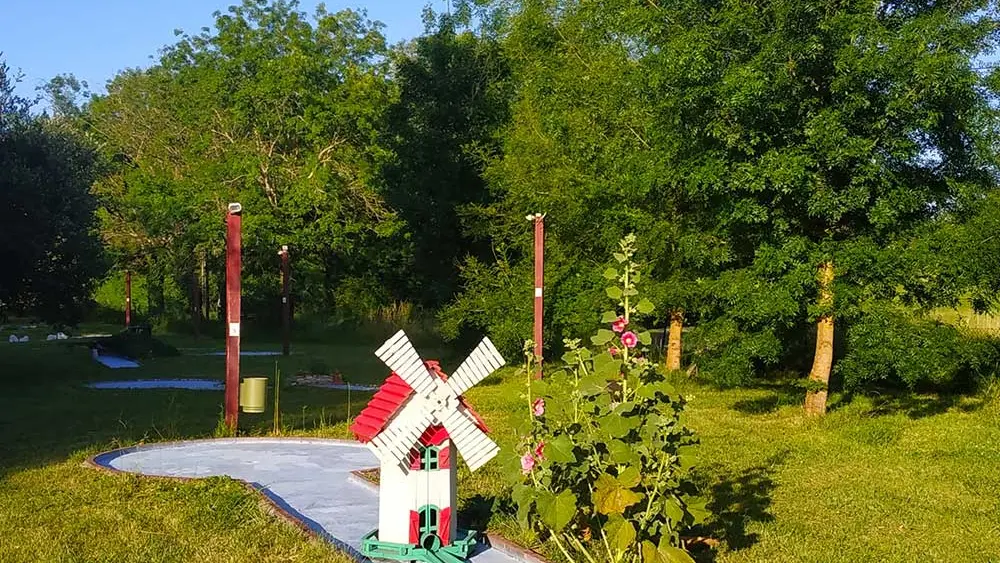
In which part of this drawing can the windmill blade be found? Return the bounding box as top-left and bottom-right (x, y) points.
(375, 330), (437, 396)
(440, 406), (500, 472)
(446, 337), (506, 396)
(376, 398), (436, 467)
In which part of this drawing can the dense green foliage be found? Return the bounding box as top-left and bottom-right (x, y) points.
(9, 0), (1000, 392)
(0, 57), (104, 324)
(442, 0), (1000, 393)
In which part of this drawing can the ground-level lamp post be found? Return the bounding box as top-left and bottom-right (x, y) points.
(526, 213), (545, 378)
(279, 245), (291, 356)
(225, 202), (242, 432)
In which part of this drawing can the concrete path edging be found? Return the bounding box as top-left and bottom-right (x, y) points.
(86, 437), (549, 563)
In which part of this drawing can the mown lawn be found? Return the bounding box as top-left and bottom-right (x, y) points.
(1, 325), (999, 562)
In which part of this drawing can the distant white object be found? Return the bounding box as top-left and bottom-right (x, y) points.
(57, 332), (68, 340)
(18, 336), (29, 342)
(8, 335), (18, 343)
(47, 334), (57, 341)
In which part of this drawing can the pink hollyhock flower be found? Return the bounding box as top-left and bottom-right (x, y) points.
(611, 316), (628, 333)
(534, 441), (545, 461)
(621, 331), (638, 348)
(532, 397), (545, 417)
(521, 451), (536, 474)
(609, 346), (620, 356)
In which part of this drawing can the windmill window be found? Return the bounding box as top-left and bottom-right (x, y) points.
(419, 446), (440, 470)
(418, 505), (439, 536)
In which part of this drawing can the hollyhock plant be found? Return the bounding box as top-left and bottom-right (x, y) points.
(520, 451), (536, 474)
(533, 441), (545, 461)
(621, 331), (638, 348)
(509, 234), (706, 563)
(532, 398), (545, 417)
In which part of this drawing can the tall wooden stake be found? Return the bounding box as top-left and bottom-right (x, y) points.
(531, 213), (545, 378)
(125, 270), (132, 328)
(279, 245), (291, 356)
(225, 203), (243, 431)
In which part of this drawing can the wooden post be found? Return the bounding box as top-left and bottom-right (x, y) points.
(531, 213), (544, 378)
(225, 203), (243, 431)
(279, 245), (291, 356)
(124, 270), (132, 328)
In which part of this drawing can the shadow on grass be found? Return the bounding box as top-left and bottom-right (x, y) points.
(831, 390), (988, 419)
(459, 494), (499, 532)
(690, 451), (786, 562)
(731, 383), (803, 415)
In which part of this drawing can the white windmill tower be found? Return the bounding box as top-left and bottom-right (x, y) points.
(351, 330), (506, 562)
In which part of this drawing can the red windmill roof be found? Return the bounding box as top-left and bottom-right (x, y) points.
(350, 360), (489, 443)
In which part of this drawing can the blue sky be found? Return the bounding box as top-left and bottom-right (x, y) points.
(1, 0), (444, 102)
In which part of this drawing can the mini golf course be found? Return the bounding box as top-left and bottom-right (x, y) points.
(89, 438), (536, 563)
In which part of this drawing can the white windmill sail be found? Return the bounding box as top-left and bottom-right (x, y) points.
(445, 337), (505, 396)
(372, 330), (505, 472)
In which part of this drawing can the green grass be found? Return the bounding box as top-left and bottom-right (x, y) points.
(2, 325), (1000, 562)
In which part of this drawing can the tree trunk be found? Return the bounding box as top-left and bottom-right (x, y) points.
(804, 261), (835, 416)
(665, 309), (684, 372)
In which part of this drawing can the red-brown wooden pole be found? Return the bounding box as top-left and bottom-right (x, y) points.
(279, 245), (290, 356)
(225, 203), (242, 431)
(532, 213), (545, 378)
(124, 270), (132, 328)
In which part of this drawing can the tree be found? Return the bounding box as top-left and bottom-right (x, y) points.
(379, 14), (512, 308)
(84, 0), (397, 324)
(637, 0), (1000, 413)
(441, 1), (725, 359)
(0, 55), (105, 324)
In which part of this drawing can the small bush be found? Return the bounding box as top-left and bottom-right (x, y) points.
(837, 306), (1000, 392)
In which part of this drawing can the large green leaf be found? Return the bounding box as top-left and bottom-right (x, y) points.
(636, 298), (655, 314)
(605, 515), (636, 553)
(591, 329), (615, 345)
(664, 496), (684, 523)
(537, 489), (577, 531)
(603, 267), (618, 280)
(641, 541), (695, 563)
(600, 414), (639, 436)
(606, 286), (623, 299)
(676, 445), (699, 472)
(686, 498), (711, 525)
(607, 439), (638, 464)
(546, 434), (577, 463)
(601, 310), (619, 322)
(593, 352), (623, 377)
(594, 473), (642, 515)
(617, 466), (641, 488)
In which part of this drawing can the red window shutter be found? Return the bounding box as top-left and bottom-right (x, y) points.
(409, 448), (421, 470)
(438, 445), (451, 469)
(439, 507), (452, 545)
(409, 510), (419, 544)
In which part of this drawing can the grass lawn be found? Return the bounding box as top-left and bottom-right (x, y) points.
(2, 324), (999, 562)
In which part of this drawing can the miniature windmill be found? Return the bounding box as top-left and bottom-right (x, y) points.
(350, 330), (505, 562)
